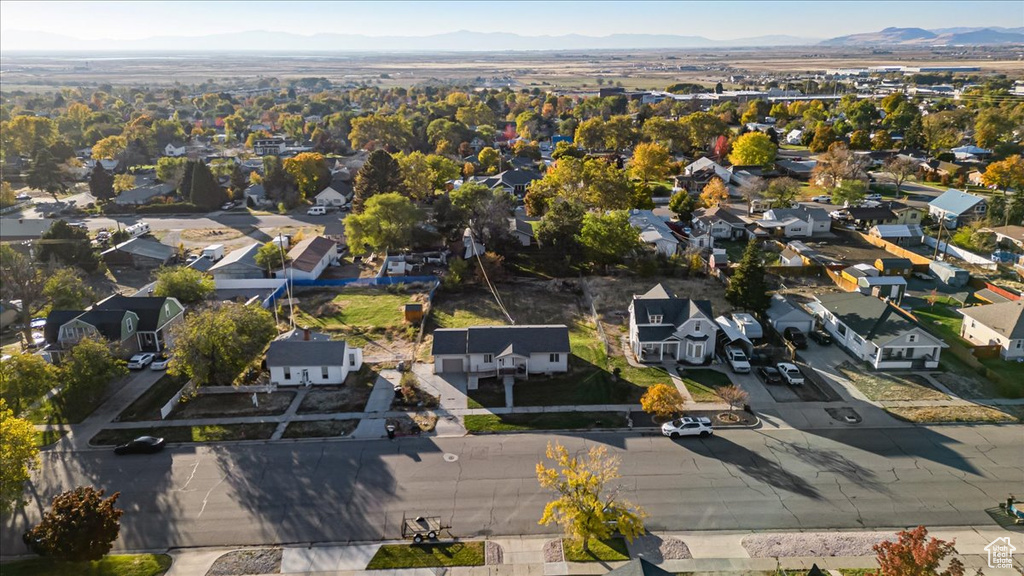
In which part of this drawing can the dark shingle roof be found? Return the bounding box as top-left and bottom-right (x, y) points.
(75, 310), (130, 340)
(44, 310), (82, 343)
(631, 284), (713, 327)
(815, 292), (928, 345)
(876, 258), (914, 271)
(96, 295), (181, 332)
(266, 339), (347, 367)
(431, 325), (570, 356)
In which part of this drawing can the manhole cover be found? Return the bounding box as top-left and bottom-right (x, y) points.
(443, 453), (459, 462)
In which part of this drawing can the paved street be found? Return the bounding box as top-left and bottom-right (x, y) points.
(3, 425), (1020, 554)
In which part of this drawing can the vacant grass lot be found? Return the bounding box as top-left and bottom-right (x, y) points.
(366, 542), (485, 569)
(168, 391), (295, 420)
(678, 369), (735, 402)
(90, 423), (276, 445)
(282, 419), (358, 439)
(0, 554), (172, 576)
(464, 412), (627, 433)
(914, 305), (963, 344)
(562, 538), (630, 562)
(887, 405), (1020, 423)
(118, 374), (188, 422)
(838, 364), (949, 402)
(293, 286), (427, 346)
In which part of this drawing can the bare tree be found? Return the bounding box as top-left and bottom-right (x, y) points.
(812, 142), (869, 190)
(884, 156), (917, 194)
(717, 385), (749, 412)
(738, 176), (766, 215)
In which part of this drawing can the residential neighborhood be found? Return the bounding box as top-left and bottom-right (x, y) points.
(1, 5), (1023, 575)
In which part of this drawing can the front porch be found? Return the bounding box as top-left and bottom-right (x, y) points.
(874, 345), (941, 370)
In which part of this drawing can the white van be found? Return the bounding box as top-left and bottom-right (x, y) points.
(307, 206), (327, 216)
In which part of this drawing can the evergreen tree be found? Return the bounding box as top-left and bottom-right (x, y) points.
(185, 160), (225, 209)
(88, 163), (114, 202)
(724, 239), (771, 315)
(353, 149), (401, 213)
(37, 220), (100, 273)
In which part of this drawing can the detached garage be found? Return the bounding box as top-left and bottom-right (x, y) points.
(766, 294), (814, 333)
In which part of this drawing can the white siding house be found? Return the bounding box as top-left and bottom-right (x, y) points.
(283, 236), (338, 282)
(628, 284), (716, 364)
(811, 292), (945, 370)
(266, 337), (362, 386)
(314, 186), (348, 207)
(431, 325), (570, 384)
(958, 300), (1024, 360)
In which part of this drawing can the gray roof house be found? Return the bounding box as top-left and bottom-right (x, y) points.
(431, 325), (570, 383)
(471, 169), (542, 196)
(628, 283), (717, 365)
(765, 294), (815, 333)
(101, 237), (175, 269)
(266, 334), (363, 386)
(810, 292), (945, 370)
(209, 243), (265, 280)
(761, 204), (831, 238)
(928, 189), (987, 229)
(958, 300), (1024, 360)
(629, 210), (681, 256)
(44, 295), (185, 357)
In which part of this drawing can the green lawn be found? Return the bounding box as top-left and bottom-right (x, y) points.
(0, 554), (172, 576)
(118, 374), (188, 422)
(714, 240), (749, 263)
(25, 389), (107, 426)
(915, 305), (963, 344)
(294, 287), (419, 333)
(678, 369), (734, 402)
(34, 429), (68, 448)
(366, 542), (485, 569)
(282, 419), (358, 439)
(464, 412), (627, 433)
(513, 361), (644, 406)
(90, 423), (276, 446)
(980, 357), (1024, 394)
(609, 357), (675, 388)
(467, 380), (507, 409)
(562, 538), (630, 562)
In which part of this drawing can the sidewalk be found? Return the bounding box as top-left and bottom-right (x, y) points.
(156, 527), (1023, 576)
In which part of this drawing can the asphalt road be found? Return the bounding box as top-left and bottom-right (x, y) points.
(3, 425), (1020, 553)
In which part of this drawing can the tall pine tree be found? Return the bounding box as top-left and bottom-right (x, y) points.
(725, 239), (771, 315)
(352, 149), (401, 213)
(88, 163), (114, 202)
(184, 160), (224, 210)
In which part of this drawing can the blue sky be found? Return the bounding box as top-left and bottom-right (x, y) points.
(0, 1), (1016, 40)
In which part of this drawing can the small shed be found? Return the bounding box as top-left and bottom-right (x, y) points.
(404, 303), (424, 323)
(874, 258), (913, 277)
(929, 261), (970, 287)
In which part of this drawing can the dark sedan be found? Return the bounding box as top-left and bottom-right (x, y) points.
(783, 327), (808, 350)
(810, 329), (833, 346)
(757, 366), (783, 385)
(114, 436), (165, 455)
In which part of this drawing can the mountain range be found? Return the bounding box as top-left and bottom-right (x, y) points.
(2, 26), (1022, 52)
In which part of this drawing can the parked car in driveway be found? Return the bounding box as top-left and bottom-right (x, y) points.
(661, 417), (714, 438)
(724, 347), (751, 373)
(810, 329), (833, 345)
(776, 362), (805, 386)
(783, 327), (808, 350)
(757, 366), (783, 385)
(127, 353), (155, 370)
(114, 436), (165, 455)
(150, 355), (170, 370)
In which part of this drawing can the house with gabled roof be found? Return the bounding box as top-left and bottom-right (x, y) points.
(810, 292), (945, 369)
(470, 168), (541, 197)
(44, 295), (185, 357)
(431, 325), (570, 382)
(760, 204), (831, 238)
(958, 300), (1024, 360)
(691, 206), (749, 242)
(628, 283), (717, 364)
(629, 210), (682, 256)
(314, 185), (348, 207)
(209, 243), (265, 280)
(928, 189), (986, 229)
(508, 217), (535, 247)
(285, 236), (338, 282)
(266, 331), (363, 386)
(101, 237), (175, 269)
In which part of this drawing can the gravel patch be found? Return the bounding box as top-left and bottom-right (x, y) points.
(207, 548), (282, 575)
(485, 541), (504, 565)
(627, 535), (692, 561)
(543, 539), (564, 563)
(743, 532), (895, 558)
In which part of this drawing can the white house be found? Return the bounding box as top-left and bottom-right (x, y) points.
(253, 137), (286, 156)
(164, 143), (187, 157)
(628, 283), (717, 364)
(508, 217), (534, 247)
(629, 210), (681, 256)
(285, 236), (338, 282)
(958, 300), (1024, 360)
(266, 337), (362, 386)
(314, 186), (348, 207)
(431, 325), (570, 384)
(760, 205), (831, 238)
(785, 129), (804, 145)
(691, 206), (748, 241)
(779, 248), (804, 267)
(810, 292), (945, 370)
(928, 189), (987, 229)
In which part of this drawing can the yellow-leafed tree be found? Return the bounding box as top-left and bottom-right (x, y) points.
(0, 399), (39, 513)
(536, 442), (646, 553)
(699, 177), (729, 208)
(640, 383), (684, 420)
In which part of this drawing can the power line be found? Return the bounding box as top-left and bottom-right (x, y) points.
(466, 226), (515, 325)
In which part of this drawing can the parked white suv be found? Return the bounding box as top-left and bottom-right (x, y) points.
(661, 416), (714, 439)
(776, 362), (805, 386)
(127, 353), (155, 370)
(725, 347), (751, 374)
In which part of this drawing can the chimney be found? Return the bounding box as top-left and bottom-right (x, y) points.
(303, 328), (310, 341)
